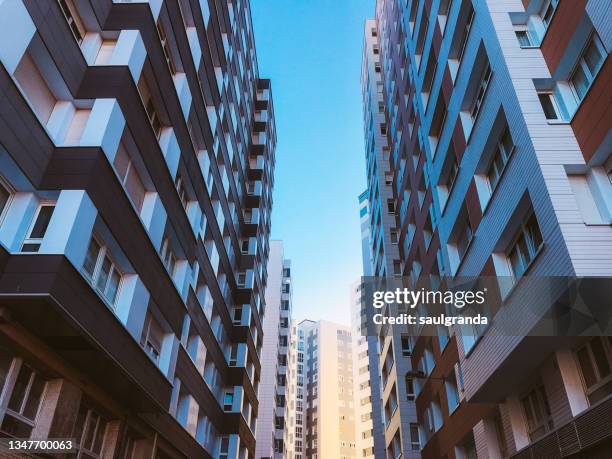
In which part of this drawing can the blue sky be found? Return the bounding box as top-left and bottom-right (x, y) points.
(251, 0), (374, 325)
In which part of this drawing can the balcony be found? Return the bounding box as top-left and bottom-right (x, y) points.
(511, 395), (612, 458)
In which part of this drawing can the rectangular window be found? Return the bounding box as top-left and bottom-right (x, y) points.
(175, 174), (188, 210)
(0, 180), (12, 223)
(138, 77), (162, 138)
(457, 7), (475, 63)
(160, 237), (177, 276)
(515, 30), (533, 48)
(157, 21), (177, 75)
(410, 423), (420, 450)
(22, 204), (55, 252)
(114, 143), (145, 211)
(470, 64), (492, 121)
(73, 404), (109, 458)
(140, 311), (164, 363)
(570, 34), (606, 103)
(82, 237), (122, 306)
(507, 211), (543, 280)
(576, 337), (612, 404)
(455, 214), (473, 262)
(521, 385), (553, 441)
(541, 0), (558, 28)
(538, 92), (561, 120)
(1, 364), (46, 438)
(486, 128), (514, 192)
(58, 0), (85, 44)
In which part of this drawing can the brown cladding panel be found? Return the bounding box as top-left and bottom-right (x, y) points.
(540, 0), (587, 75)
(571, 58), (612, 162)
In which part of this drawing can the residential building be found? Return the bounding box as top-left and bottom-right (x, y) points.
(256, 241), (293, 458)
(294, 320), (356, 458)
(285, 319), (299, 458)
(0, 0), (275, 458)
(351, 192), (385, 459)
(361, 17), (421, 458)
(363, 0), (612, 458)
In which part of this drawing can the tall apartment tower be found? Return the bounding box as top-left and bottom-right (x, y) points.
(256, 241), (293, 458)
(364, 0), (611, 458)
(361, 17), (421, 458)
(351, 192), (386, 459)
(285, 319), (300, 458)
(0, 1), (275, 458)
(293, 320), (357, 458)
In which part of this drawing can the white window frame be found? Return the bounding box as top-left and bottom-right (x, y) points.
(506, 211), (543, 281)
(537, 91), (563, 120)
(21, 203), (55, 253)
(82, 236), (123, 307)
(0, 177), (14, 226)
(570, 33), (606, 104)
(160, 236), (177, 276)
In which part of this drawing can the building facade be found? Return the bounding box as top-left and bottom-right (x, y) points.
(363, 0), (612, 458)
(361, 16), (421, 459)
(256, 241), (293, 458)
(351, 192), (386, 459)
(292, 320), (356, 459)
(0, 0), (275, 458)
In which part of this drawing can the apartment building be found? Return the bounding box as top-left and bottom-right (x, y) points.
(256, 241), (293, 458)
(364, 0), (611, 458)
(351, 192), (386, 459)
(361, 17), (421, 458)
(285, 319), (299, 458)
(0, 0), (275, 458)
(292, 320), (356, 459)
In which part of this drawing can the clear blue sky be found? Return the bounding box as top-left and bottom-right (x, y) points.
(251, 0), (374, 325)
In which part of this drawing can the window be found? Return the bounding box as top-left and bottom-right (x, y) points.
(380, 123), (387, 135)
(387, 199), (396, 214)
(541, 0), (558, 29)
(0, 364), (46, 437)
(438, 0), (452, 33)
(521, 385), (553, 441)
(140, 311), (164, 363)
(486, 128), (514, 192)
(401, 335), (411, 356)
(390, 230), (398, 244)
(538, 92), (561, 120)
(438, 144), (459, 207)
(113, 143), (145, 211)
(58, 0), (85, 44)
(409, 423), (420, 451)
(223, 391), (234, 411)
(454, 211), (473, 263)
(445, 371), (460, 413)
(507, 211), (543, 280)
(138, 78), (162, 138)
(515, 30), (534, 48)
(570, 34), (606, 103)
(21, 204), (55, 252)
(406, 376), (415, 401)
(576, 337), (612, 404)
(160, 237), (177, 276)
(157, 21), (177, 75)
(82, 238), (122, 306)
(218, 436), (230, 459)
(0, 181), (10, 224)
(175, 174), (188, 210)
(73, 403), (109, 459)
(456, 7), (474, 64)
(470, 64), (492, 121)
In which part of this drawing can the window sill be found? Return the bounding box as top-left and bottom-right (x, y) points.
(546, 119), (570, 125)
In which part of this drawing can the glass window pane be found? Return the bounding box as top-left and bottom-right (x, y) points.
(1, 414), (34, 437)
(538, 94), (558, 120)
(83, 239), (101, 278)
(96, 257), (112, 293)
(590, 337), (611, 380)
(0, 185), (9, 216)
(105, 268), (121, 304)
(577, 347), (596, 387)
(0, 349), (13, 394)
(21, 243), (40, 253)
(22, 373), (45, 420)
(29, 205), (54, 238)
(113, 143), (130, 182)
(8, 365), (33, 412)
(571, 65), (589, 101)
(583, 39), (604, 76)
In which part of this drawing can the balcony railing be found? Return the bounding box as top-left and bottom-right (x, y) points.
(511, 395), (612, 458)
